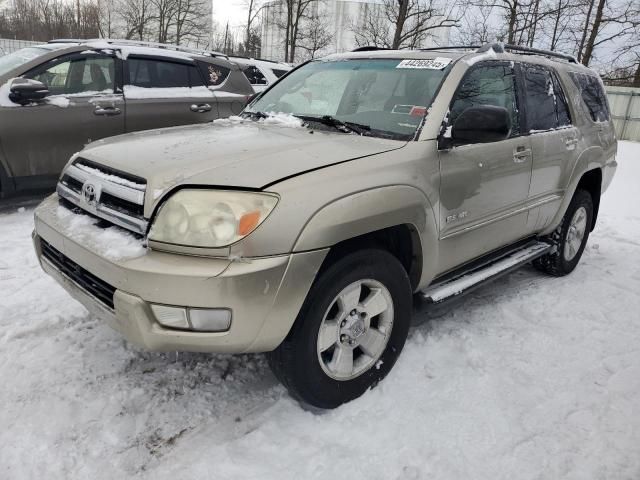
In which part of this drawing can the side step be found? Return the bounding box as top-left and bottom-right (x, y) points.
(420, 241), (553, 304)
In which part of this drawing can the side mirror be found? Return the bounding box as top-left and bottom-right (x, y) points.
(9, 78), (50, 105)
(449, 105), (511, 146)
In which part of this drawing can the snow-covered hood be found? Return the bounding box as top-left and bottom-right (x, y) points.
(78, 117), (405, 211)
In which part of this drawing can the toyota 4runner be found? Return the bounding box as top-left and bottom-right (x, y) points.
(32, 43), (617, 408)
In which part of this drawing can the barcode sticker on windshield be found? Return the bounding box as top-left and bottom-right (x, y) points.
(396, 58), (451, 70)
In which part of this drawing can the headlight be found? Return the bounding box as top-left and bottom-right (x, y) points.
(149, 190), (278, 247)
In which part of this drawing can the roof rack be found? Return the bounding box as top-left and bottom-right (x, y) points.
(478, 42), (577, 63)
(351, 46), (390, 52)
(48, 38), (228, 59)
(420, 45), (482, 52)
(227, 55), (288, 65)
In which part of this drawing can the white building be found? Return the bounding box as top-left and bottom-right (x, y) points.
(260, 0), (452, 63)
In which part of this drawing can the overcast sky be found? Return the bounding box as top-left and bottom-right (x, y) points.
(213, 0), (247, 28)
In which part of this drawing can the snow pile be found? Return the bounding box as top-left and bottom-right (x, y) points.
(259, 112), (305, 128)
(123, 85), (213, 99)
(212, 113), (304, 129)
(53, 204), (145, 261)
(73, 162), (146, 190)
(0, 143), (639, 479)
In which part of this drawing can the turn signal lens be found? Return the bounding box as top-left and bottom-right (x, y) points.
(238, 211), (261, 236)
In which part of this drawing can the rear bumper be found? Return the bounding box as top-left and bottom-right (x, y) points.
(33, 194), (327, 353)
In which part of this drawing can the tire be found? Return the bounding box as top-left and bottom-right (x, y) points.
(268, 249), (412, 409)
(533, 189), (594, 276)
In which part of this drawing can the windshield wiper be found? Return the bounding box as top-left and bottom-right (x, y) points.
(295, 115), (372, 136)
(243, 110), (269, 120)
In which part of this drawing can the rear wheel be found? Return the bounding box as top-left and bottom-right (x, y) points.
(534, 189), (593, 276)
(268, 249), (412, 409)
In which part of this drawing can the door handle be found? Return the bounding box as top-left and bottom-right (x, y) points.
(190, 103), (212, 113)
(565, 138), (578, 149)
(94, 106), (121, 116)
(513, 147), (531, 163)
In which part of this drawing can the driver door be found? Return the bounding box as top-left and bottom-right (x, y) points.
(437, 62), (532, 273)
(1, 52), (124, 190)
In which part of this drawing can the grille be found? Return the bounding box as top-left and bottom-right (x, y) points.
(41, 239), (116, 309)
(56, 157), (148, 235)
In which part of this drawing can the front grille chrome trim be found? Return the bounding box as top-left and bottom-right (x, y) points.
(66, 164), (145, 204)
(57, 182), (148, 235)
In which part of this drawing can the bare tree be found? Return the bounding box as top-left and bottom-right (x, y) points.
(243, 0), (265, 57)
(353, 0), (460, 49)
(298, 11), (333, 59)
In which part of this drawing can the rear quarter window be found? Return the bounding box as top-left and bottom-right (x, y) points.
(272, 68), (288, 78)
(197, 61), (230, 87)
(569, 72), (610, 122)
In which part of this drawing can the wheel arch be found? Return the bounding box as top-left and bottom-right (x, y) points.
(292, 185), (438, 292)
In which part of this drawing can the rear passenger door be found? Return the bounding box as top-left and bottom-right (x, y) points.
(123, 55), (217, 132)
(522, 64), (579, 230)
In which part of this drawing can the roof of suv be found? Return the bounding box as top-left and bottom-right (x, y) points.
(323, 43), (595, 76)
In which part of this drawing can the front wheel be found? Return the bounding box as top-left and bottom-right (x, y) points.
(268, 249), (412, 409)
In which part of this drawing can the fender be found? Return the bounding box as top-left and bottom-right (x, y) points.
(293, 185), (440, 289)
(541, 144), (604, 236)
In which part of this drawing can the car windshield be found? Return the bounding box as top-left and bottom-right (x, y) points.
(246, 58), (451, 140)
(0, 46), (56, 77)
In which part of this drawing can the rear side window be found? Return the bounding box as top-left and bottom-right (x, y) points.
(197, 61), (230, 86)
(272, 68), (288, 78)
(243, 65), (268, 85)
(523, 65), (572, 131)
(569, 72), (610, 122)
(128, 58), (203, 88)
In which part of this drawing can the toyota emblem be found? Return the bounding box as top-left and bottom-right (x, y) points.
(81, 182), (98, 206)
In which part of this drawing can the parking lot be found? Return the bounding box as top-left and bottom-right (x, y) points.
(0, 141), (638, 479)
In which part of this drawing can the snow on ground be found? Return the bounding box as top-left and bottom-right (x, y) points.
(1, 142), (639, 479)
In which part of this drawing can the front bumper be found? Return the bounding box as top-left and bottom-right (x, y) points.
(33, 194), (327, 353)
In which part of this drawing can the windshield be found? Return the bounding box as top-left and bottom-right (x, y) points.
(0, 47), (56, 77)
(247, 58), (451, 140)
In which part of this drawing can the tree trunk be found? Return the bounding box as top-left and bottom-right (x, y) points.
(392, 0), (408, 49)
(507, 0), (517, 44)
(577, 0), (595, 62)
(633, 62), (640, 88)
(581, 0), (605, 66)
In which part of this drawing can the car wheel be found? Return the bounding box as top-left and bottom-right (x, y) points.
(534, 189), (593, 276)
(268, 249), (412, 409)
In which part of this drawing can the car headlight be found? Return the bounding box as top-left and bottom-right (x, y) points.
(149, 189), (278, 247)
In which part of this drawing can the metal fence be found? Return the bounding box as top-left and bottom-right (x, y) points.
(0, 38), (40, 55)
(606, 87), (640, 142)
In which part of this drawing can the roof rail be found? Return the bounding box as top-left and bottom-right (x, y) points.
(420, 45), (482, 52)
(503, 44), (577, 63)
(477, 42), (576, 63)
(48, 38), (228, 59)
(227, 55), (287, 65)
(351, 46), (390, 52)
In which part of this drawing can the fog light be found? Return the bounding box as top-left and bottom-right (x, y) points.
(188, 308), (232, 332)
(151, 304), (189, 329)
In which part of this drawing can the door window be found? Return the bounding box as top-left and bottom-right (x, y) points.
(523, 65), (572, 131)
(450, 63), (520, 137)
(243, 65), (268, 85)
(27, 56), (115, 95)
(128, 58), (204, 88)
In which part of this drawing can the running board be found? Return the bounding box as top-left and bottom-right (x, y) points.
(421, 241), (553, 304)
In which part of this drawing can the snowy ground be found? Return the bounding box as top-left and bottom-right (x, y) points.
(1, 142), (639, 480)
